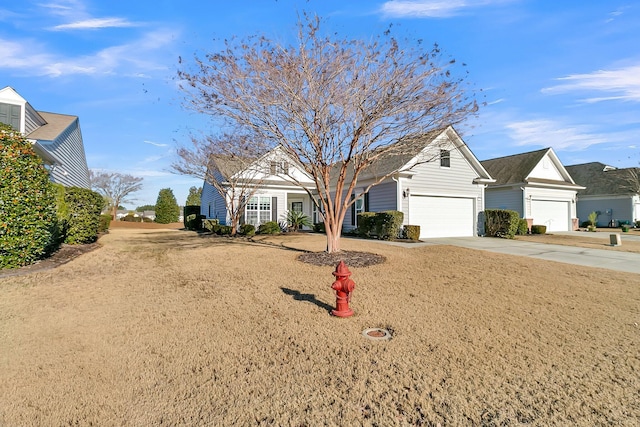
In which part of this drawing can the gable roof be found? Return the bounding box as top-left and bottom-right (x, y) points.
(565, 162), (640, 196)
(482, 147), (582, 189)
(335, 126), (494, 183)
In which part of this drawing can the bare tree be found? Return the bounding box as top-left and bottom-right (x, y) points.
(178, 14), (479, 252)
(171, 133), (269, 235)
(89, 170), (144, 219)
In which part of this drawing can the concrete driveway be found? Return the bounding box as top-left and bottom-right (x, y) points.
(381, 232), (640, 275)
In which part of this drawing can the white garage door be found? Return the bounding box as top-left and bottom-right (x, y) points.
(409, 196), (474, 238)
(531, 200), (569, 232)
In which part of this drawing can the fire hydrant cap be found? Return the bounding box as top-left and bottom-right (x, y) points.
(332, 260), (352, 277)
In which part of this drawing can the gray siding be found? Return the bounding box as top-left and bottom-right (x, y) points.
(407, 145), (483, 198)
(201, 181), (227, 224)
(576, 197), (634, 227)
(25, 104), (46, 134)
(485, 188), (523, 216)
(368, 181), (397, 212)
(43, 119), (90, 188)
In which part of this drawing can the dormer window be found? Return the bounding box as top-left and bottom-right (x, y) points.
(440, 149), (450, 168)
(270, 161), (289, 175)
(0, 103), (21, 131)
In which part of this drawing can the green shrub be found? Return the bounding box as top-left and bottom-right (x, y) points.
(121, 213), (140, 222)
(516, 218), (529, 235)
(185, 213), (205, 231)
(313, 222), (326, 233)
(203, 219), (220, 233)
(636, 220), (640, 228)
(621, 224), (630, 232)
(64, 187), (105, 244)
(484, 209), (520, 239)
(587, 211), (598, 227)
(239, 223), (255, 236)
(403, 225), (421, 241)
(356, 212), (376, 237)
(0, 124), (58, 269)
(531, 224), (547, 234)
(258, 221), (281, 235)
(216, 225), (233, 235)
(99, 214), (112, 233)
(374, 210), (404, 240)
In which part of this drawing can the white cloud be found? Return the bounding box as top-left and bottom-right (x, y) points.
(542, 63), (640, 103)
(51, 17), (140, 31)
(505, 119), (609, 151)
(0, 28), (175, 77)
(144, 140), (169, 147)
(379, 0), (509, 18)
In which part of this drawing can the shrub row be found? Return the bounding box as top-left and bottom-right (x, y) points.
(356, 210), (404, 240)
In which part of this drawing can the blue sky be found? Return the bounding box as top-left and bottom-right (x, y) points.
(1, 0), (639, 207)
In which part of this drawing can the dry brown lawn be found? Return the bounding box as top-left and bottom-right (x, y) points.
(1, 227), (639, 426)
(516, 230), (640, 254)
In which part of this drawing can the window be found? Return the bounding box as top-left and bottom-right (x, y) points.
(291, 201), (303, 213)
(0, 103), (21, 131)
(440, 149), (451, 168)
(246, 196), (271, 226)
(270, 161), (289, 175)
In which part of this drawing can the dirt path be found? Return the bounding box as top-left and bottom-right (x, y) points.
(1, 228), (638, 425)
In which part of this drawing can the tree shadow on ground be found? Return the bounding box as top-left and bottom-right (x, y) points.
(281, 287), (334, 313)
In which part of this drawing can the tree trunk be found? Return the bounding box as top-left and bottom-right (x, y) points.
(325, 221), (341, 253)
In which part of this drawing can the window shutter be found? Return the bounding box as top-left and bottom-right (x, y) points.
(271, 196), (278, 222)
(351, 194), (355, 226)
(364, 193), (369, 212)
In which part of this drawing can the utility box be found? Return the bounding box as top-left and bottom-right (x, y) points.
(610, 233), (622, 246)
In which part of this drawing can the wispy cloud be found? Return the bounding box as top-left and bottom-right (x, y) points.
(505, 119), (609, 151)
(51, 17), (140, 31)
(379, 0), (509, 18)
(542, 63), (640, 103)
(144, 140), (169, 147)
(0, 28), (175, 77)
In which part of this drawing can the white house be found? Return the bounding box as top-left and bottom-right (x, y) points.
(565, 162), (640, 227)
(0, 86), (90, 189)
(201, 126), (495, 238)
(481, 148), (584, 232)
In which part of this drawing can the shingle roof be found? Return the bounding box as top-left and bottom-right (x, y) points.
(565, 162), (640, 195)
(26, 111), (77, 141)
(481, 148), (548, 185)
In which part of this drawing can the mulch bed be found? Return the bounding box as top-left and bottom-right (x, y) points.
(297, 250), (386, 267)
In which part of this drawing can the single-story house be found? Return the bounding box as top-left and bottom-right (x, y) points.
(565, 162), (640, 227)
(0, 86), (90, 189)
(201, 126), (496, 238)
(481, 148), (584, 232)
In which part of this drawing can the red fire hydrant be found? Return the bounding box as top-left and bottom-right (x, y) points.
(331, 260), (355, 317)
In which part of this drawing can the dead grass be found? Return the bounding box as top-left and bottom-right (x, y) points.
(1, 228), (639, 425)
(516, 230), (640, 253)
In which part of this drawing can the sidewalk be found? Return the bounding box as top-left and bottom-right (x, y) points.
(379, 234), (640, 275)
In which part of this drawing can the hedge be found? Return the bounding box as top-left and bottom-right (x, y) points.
(63, 187), (105, 244)
(484, 209), (520, 239)
(0, 124), (58, 269)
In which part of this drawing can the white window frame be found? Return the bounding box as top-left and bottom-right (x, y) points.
(246, 196), (271, 226)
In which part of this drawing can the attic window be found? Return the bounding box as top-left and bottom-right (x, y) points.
(270, 161), (289, 175)
(440, 150), (450, 168)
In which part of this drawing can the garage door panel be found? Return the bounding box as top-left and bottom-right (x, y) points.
(409, 196), (474, 238)
(531, 200), (569, 232)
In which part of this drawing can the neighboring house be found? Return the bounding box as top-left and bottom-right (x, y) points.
(0, 86), (90, 188)
(481, 148), (584, 232)
(201, 126), (495, 238)
(565, 162), (640, 227)
(200, 146), (318, 228)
